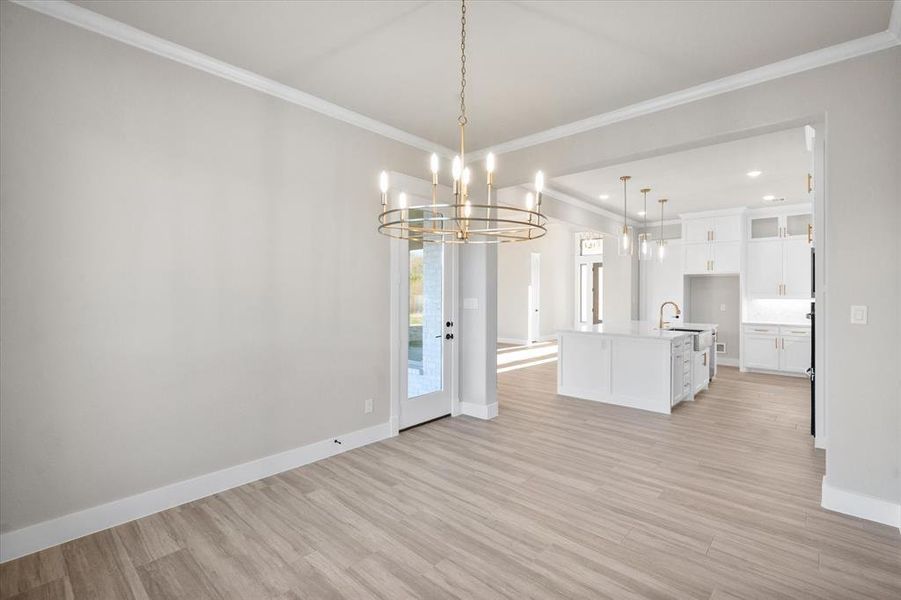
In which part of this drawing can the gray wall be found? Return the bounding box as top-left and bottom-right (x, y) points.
(496, 47), (901, 506)
(687, 276), (740, 362)
(0, 4), (427, 533)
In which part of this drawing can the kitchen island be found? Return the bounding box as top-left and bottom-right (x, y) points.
(557, 321), (716, 414)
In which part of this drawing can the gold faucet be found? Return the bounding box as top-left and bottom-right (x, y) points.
(659, 301), (681, 329)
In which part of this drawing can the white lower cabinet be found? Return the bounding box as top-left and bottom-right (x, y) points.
(671, 338), (693, 405)
(743, 325), (810, 374)
(693, 348), (710, 394)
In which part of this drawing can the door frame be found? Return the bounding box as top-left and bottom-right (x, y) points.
(388, 173), (459, 436)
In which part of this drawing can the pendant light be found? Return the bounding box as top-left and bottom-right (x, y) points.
(656, 198), (668, 262)
(638, 187), (652, 261)
(617, 176), (634, 256)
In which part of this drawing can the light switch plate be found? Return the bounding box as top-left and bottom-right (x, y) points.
(463, 297), (479, 310)
(850, 305), (868, 325)
(720, 304), (727, 312)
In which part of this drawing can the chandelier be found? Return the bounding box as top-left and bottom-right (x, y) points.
(377, 0), (547, 244)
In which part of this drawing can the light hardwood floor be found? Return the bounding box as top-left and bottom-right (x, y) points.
(2, 345), (900, 599)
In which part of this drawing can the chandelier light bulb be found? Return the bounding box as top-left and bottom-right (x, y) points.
(430, 153), (440, 175)
(379, 171), (389, 194)
(657, 243), (666, 261)
(485, 152), (496, 174)
(452, 156), (462, 181)
(525, 192), (535, 210)
(398, 192), (407, 209)
(462, 167), (471, 186)
(534, 171), (544, 193)
(621, 231), (630, 251)
(463, 200), (472, 218)
(641, 237), (649, 256)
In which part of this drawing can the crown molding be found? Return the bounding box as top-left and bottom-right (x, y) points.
(11, 0), (454, 158)
(890, 0), (901, 40)
(471, 28), (900, 159)
(540, 185), (641, 227)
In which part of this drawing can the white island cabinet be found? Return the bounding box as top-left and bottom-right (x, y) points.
(557, 322), (694, 414)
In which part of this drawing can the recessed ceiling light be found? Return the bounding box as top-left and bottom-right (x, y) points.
(637, 210), (646, 216)
(599, 194), (610, 200)
(762, 194), (776, 201)
(747, 170), (762, 178)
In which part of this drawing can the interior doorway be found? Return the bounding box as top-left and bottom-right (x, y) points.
(574, 234), (604, 327)
(528, 253), (541, 342)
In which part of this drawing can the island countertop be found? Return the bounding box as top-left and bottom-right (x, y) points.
(561, 321), (693, 340)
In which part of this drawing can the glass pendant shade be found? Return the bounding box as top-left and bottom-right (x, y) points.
(617, 225), (634, 256)
(639, 233), (653, 261)
(638, 187), (652, 261)
(656, 197), (668, 263)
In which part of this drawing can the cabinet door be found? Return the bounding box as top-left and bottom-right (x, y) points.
(683, 219), (712, 243)
(785, 213), (813, 240)
(750, 216), (781, 240)
(671, 350), (684, 403)
(683, 244), (710, 274)
(746, 241), (783, 297)
(712, 242), (741, 273)
(782, 239), (811, 299)
(693, 350), (710, 394)
(713, 216), (742, 242)
(780, 336), (811, 373)
(744, 334), (780, 370)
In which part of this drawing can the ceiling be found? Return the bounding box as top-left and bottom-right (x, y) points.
(73, 0), (894, 150)
(551, 127), (811, 219)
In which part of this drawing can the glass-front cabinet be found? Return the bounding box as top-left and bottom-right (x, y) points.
(749, 211), (812, 242)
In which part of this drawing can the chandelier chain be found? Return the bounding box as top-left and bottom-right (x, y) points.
(458, 0), (467, 126)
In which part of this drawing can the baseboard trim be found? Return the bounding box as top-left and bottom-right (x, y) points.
(0, 421), (393, 563)
(716, 357), (739, 367)
(821, 476), (901, 529)
(459, 401), (498, 420)
(497, 337), (528, 346)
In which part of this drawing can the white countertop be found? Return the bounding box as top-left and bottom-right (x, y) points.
(561, 321), (693, 340)
(675, 322), (718, 331)
(743, 321), (810, 327)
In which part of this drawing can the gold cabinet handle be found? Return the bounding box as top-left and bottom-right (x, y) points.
(808, 223), (813, 244)
(703, 352), (707, 366)
(781, 338), (785, 350)
(807, 173), (813, 194)
(775, 337), (778, 349)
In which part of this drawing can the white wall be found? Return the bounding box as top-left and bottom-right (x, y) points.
(496, 47), (901, 508)
(0, 3), (428, 535)
(496, 221), (575, 342)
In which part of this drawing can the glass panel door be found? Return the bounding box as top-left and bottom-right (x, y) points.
(408, 239), (444, 398)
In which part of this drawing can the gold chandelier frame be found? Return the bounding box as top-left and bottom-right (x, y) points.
(376, 0), (547, 244)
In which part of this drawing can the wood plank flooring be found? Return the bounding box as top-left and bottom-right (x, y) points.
(3, 344), (900, 599)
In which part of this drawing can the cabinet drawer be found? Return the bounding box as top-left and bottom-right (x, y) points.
(779, 326), (810, 337)
(744, 325), (779, 335)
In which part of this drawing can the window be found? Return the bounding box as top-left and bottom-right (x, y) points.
(580, 237), (603, 256)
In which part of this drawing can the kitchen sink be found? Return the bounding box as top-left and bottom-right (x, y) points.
(667, 328), (714, 351)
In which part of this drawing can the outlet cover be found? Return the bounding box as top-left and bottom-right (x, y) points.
(720, 304), (727, 312)
(850, 305), (868, 325)
(364, 398), (373, 413)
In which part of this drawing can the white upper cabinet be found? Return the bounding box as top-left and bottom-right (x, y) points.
(712, 216), (742, 242)
(683, 244), (711, 274)
(712, 241), (741, 273)
(683, 218), (713, 243)
(749, 210), (813, 241)
(680, 212), (744, 275)
(747, 241), (783, 297)
(746, 207), (812, 299)
(781, 239), (811, 299)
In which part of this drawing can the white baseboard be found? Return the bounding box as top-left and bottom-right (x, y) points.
(459, 401), (498, 420)
(497, 337), (528, 346)
(821, 476), (901, 529)
(716, 357), (739, 367)
(0, 421), (394, 563)
(814, 435), (827, 450)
